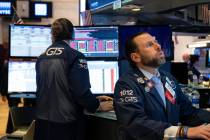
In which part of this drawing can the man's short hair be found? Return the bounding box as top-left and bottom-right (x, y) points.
(51, 18), (74, 42)
(125, 32), (148, 67)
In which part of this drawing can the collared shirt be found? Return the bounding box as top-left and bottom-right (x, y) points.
(139, 68), (166, 107)
(139, 68), (178, 138)
(139, 68), (160, 80)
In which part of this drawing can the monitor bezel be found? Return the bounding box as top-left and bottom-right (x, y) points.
(29, 1), (52, 18)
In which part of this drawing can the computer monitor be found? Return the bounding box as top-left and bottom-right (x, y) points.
(88, 0), (115, 11)
(9, 24), (51, 57)
(8, 60), (36, 93)
(206, 49), (210, 68)
(87, 61), (119, 94)
(0, 0), (14, 16)
(119, 26), (173, 60)
(71, 26), (119, 58)
(30, 1), (52, 18)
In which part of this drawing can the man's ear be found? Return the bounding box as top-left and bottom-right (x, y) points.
(131, 52), (141, 63)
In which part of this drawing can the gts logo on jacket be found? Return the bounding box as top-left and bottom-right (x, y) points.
(46, 48), (64, 56)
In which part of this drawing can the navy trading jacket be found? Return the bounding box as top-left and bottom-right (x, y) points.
(114, 66), (210, 140)
(36, 40), (99, 123)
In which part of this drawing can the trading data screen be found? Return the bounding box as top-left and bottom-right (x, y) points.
(8, 61), (36, 93)
(10, 25), (51, 57)
(0, 2), (12, 15)
(71, 26), (119, 57)
(87, 61), (119, 94)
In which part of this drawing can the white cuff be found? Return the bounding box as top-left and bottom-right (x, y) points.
(164, 126), (179, 138)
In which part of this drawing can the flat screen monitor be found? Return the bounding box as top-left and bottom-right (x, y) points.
(88, 0), (115, 10)
(9, 24), (51, 57)
(0, 1), (14, 16)
(87, 61), (119, 94)
(8, 60), (36, 93)
(119, 26), (173, 60)
(206, 49), (210, 67)
(30, 1), (52, 18)
(70, 26), (119, 58)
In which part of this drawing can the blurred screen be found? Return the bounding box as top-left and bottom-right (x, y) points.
(71, 26), (119, 57)
(10, 25), (51, 57)
(8, 60), (36, 93)
(88, 0), (115, 10)
(87, 61), (119, 94)
(30, 1), (52, 18)
(35, 3), (47, 16)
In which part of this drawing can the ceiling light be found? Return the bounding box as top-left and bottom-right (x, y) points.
(188, 37), (210, 48)
(132, 8), (141, 12)
(188, 43), (207, 48)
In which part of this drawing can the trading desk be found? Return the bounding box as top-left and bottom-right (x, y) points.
(86, 111), (118, 140)
(86, 111), (196, 140)
(0, 136), (21, 140)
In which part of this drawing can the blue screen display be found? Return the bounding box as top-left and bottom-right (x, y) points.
(119, 26), (173, 60)
(71, 26), (119, 57)
(0, 2), (12, 15)
(88, 0), (115, 10)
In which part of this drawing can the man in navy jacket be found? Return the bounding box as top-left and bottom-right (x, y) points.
(114, 32), (210, 140)
(35, 18), (113, 140)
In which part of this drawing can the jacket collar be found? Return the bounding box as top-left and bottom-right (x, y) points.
(52, 40), (69, 47)
(132, 66), (166, 109)
(132, 66), (179, 122)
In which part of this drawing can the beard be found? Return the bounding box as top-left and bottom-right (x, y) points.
(140, 53), (166, 68)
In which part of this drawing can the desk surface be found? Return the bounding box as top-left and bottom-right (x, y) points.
(194, 87), (210, 90)
(86, 111), (117, 120)
(0, 136), (21, 140)
(87, 108), (210, 120)
(9, 94), (36, 98)
(190, 85), (210, 90)
(86, 112), (191, 140)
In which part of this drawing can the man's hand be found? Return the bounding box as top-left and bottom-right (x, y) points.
(98, 101), (113, 112)
(96, 95), (113, 102)
(187, 124), (210, 140)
